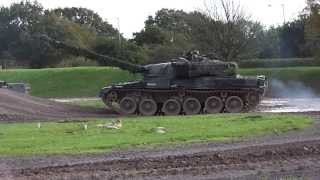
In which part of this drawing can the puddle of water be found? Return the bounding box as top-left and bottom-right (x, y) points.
(258, 98), (320, 113)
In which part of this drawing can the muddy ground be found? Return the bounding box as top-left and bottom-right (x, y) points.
(0, 89), (115, 122)
(1, 89), (320, 179)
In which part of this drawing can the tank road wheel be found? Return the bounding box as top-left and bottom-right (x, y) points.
(102, 91), (118, 107)
(162, 99), (181, 116)
(225, 96), (244, 113)
(205, 96), (224, 114)
(119, 97), (137, 115)
(183, 97), (201, 115)
(139, 99), (158, 116)
(247, 92), (261, 108)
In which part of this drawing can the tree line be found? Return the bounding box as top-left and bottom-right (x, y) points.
(0, 0), (319, 68)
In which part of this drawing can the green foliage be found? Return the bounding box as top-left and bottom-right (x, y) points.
(0, 1), (143, 68)
(94, 36), (148, 64)
(132, 2), (318, 62)
(52, 7), (118, 36)
(256, 27), (281, 58)
(239, 58), (319, 68)
(0, 0), (318, 68)
(132, 7), (272, 62)
(278, 19), (312, 58)
(0, 114), (312, 156)
(133, 9), (197, 62)
(305, 0), (320, 58)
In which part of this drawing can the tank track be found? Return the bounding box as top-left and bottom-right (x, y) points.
(102, 88), (263, 116)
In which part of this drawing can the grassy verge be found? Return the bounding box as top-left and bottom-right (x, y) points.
(0, 67), (140, 98)
(0, 114), (312, 156)
(0, 66), (319, 98)
(240, 67), (320, 82)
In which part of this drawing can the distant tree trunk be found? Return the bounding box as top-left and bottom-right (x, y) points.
(1, 51), (12, 70)
(1, 59), (6, 70)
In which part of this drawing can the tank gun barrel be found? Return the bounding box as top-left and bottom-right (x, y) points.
(39, 35), (145, 73)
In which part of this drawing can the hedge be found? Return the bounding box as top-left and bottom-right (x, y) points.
(239, 57), (320, 68)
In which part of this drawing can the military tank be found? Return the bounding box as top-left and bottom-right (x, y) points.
(41, 35), (267, 115)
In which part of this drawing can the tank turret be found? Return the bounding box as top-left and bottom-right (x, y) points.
(40, 35), (237, 79)
(41, 35), (267, 116)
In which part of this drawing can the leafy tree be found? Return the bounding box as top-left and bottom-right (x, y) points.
(255, 27), (280, 58)
(200, 0), (264, 61)
(133, 18), (169, 46)
(278, 18), (309, 58)
(305, 0), (320, 56)
(0, 1), (44, 67)
(52, 7), (118, 36)
(94, 36), (148, 65)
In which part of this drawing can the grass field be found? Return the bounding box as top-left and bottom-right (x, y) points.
(0, 67), (140, 97)
(0, 66), (319, 97)
(0, 114), (312, 156)
(241, 67), (320, 82)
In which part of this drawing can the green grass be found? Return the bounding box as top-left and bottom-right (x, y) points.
(0, 66), (319, 98)
(0, 114), (312, 156)
(0, 67), (140, 97)
(240, 66), (320, 82)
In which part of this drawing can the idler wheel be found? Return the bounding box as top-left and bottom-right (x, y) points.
(183, 97), (201, 115)
(139, 99), (158, 116)
(225, 96), (244, 113)
(162, 99), (181, 116)
(102, 91), (117, 106)
(119, 97), (137, 115)
(205, 96), (224, 114)
(247, 92), (261, 107)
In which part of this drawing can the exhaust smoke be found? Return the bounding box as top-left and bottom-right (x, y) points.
(258, 79), (320, 112)
(270, 79), (317, 98)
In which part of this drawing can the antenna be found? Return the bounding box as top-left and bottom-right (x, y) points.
(117, 17), (122, 55)
(281, 3), (286, 24)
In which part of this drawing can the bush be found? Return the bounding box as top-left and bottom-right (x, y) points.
(239, 57), (320, 68)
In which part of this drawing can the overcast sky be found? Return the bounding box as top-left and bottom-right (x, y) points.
(1, 0), (307, 38)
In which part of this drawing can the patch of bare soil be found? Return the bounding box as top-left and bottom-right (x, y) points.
(0, 89), (116, 122)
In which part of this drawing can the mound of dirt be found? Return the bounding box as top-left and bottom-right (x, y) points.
(0, 89), (116, 122)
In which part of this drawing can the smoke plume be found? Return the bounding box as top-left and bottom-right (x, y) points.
(270, 79), (317, 98)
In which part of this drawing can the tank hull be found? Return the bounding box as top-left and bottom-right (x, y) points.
(100, 76), (267, 115)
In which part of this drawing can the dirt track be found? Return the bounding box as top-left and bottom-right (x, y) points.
(0, 89), (116, 122)
(1, 89), (320, 179)
(2, 132), (320, 179)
